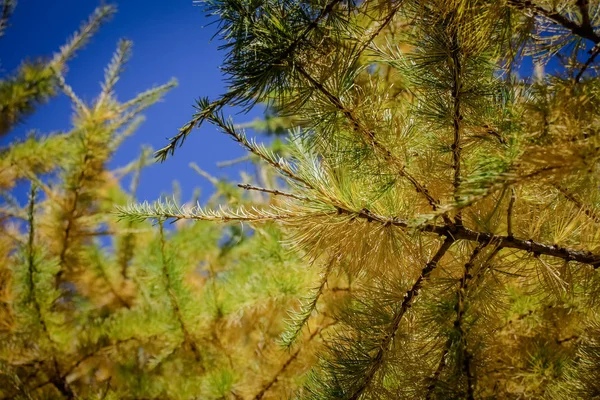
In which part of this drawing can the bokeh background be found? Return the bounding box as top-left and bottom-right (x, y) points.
(0, 0), (263, 205)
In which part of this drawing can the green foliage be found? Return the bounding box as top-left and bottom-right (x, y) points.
(0, 3), (115, 137)
(1, 5), (324, 399)
(123, 0), (600, 398)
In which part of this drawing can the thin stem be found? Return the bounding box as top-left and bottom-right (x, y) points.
(238, 183), (310, 201)
(450, 27), (463, 224)
(0, 0), (14, 37)
(155, 0), (344, 161)
(507, 187), (516, 237)
(426, 244), (487, 398)
(253, 321), (336, 400)
(554, 183), (600, 223)
(134, 204), (600, 267)
(509, 0), (600, 44)
(118, 148), (149, 279)
(158, 223), (203, 363)
(217, 155), (251, 168)
(208, 116), (313, 189)
(575, 44), (600, 82)
(25, 187), (75, 398)
(296, 65), (450, 224)
(347, 237), (455, 400)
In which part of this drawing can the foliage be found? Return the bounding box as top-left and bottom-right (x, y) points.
(119, 0), (600, 398)
(0, 4), (327, 399)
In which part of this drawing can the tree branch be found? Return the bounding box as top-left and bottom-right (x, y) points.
(349, 207), (600, 267)
(296, 65), (451, 224)
(253, 321), (336, 400)
(155, 0), (345, 162)
(158, 223), (203, 363)
(348, 236), (455, 399)
(238, 183), (310, 201)
(450, 27), (464, 224)
(575, 44), (600, 82)
(554, 184), (600, 223)
(509, 0), (600, 44)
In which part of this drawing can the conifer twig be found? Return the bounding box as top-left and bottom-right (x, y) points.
(25, 186), (75, 399)
(347, 237), (455, 399)
(253, 321), (336, 400)
(238, 183), (310, 201)
(507, 187), (516, 237)
(158, 223), (203, 363)
(450, 27), (464, 224)
(280, 257), (337, 348)
(96, 39), (133, 108)
(554, 184), (600, 223)
(508, 0), (600, 44)
(117, 147), (150, 279)
(426, 243), (489, 399)
(217, 155), (251, 168)
(0, 0), (15, 38)
(295, 65), (450, 223)
(155, 0), (344, 162)
(575, 44), (600, 83)
(56, 151), (90, 285)
(190, 162), (219, 186)
(50, 4), (116, 68)
(455, 244), (487, 400)
(121, 201), (600, 267)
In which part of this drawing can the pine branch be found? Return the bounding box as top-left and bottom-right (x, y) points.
(0, 0), (15, 38)
(449, 27), (463, 224)
(575, 44), (600, 82)
(96, 39), (133, 108)
(25, 186), (40, 313)
(56, 151), (90, 286)
(508, 0), (600, 44)
(0, 5), (114, 137)
(112, 79), (177, 131)
(120, 197), (600, 268)
(201, 108), (313, 189)
(238, 183), (310, 202)
(280, 258), (335, 348)
(119, 79), (177, 111)
(155, 93), (235, 162)
(426, 244), (484, 398)
(117, 148), (151, 280)
(254, 321), (335, 400)
(354, 0), (404, 57)
(155, 0), (345, 162)
(158, 223), (203, 363)
(24, 186), (75, 399)
(455, 246), (485, 399)
(295, 65), (450, 222)
(50, 4), (116, 68)
(554, 184), (600, 223)
(347, 236), (455, 399)
(117, 197), (328, 224)
(52, 67), (88, 114)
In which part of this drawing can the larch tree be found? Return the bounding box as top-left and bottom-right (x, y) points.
(119, 0), (600, 399)
(1, 3), (323, 399)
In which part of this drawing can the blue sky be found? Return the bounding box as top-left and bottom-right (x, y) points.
(0, 0), (263, 204)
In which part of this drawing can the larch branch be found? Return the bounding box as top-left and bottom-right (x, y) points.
(347, 237), (455, 400)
